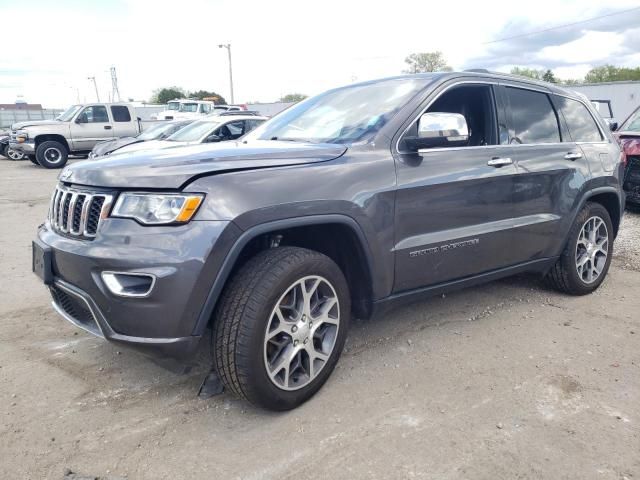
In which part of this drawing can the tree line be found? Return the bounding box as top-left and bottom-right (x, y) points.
(150, 87), (308, 105)
(404, 51), (640, 84)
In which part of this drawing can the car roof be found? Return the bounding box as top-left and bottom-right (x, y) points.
(346, 70), (584, 100)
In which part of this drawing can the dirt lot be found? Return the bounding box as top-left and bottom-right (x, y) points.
(1, 159), (638, 480)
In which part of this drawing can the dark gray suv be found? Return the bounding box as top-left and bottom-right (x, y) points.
(33, 72), (625, 410)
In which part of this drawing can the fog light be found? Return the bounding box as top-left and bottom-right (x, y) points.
(101, 271), (156, 298)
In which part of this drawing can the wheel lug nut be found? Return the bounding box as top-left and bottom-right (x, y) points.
(302, 315), (306, 322)
(293, 340), (299, 346)
(292, 325), (298, 333)
(303, 338), (308, 345)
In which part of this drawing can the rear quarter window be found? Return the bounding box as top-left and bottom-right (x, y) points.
(111, 106), (132, 122)
(506, 87), (561, 144)
(554, 96), (603, 142)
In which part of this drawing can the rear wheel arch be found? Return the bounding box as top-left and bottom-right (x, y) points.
(193, 215), (377, 336)
(582, 188), (622, 237)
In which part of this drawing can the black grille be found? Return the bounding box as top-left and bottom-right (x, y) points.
(72, 194), (86, 232)
(624, 156), (640, 203)
(61, 194), (72, 227)
(86, 197), (105, 235)
(50, 286), (100, 335)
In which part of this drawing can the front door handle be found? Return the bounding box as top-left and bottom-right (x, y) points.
(104, 125), (112, 130)
(487, 157), (513, 167)
(564, 151), (583, 160)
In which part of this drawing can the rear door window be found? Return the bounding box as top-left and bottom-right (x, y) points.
(554, 96), (603, 142)
(110, 105), (131, 122)
(506, 87), (560, 144)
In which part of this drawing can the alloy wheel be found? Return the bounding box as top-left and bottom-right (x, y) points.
(44, 147), (62, 164)
(575, 215), (609, 284)
(263, 275), (340, 391)
(6, 147), (24, 161)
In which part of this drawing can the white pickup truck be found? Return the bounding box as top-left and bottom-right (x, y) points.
(152, 99), (216, 121)
(10, 103), (140, 168)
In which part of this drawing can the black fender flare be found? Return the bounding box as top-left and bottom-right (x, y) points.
(191, 214), (377, 336)
(578, 185), (623, 234)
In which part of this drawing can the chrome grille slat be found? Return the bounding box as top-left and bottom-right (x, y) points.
(47, 185), (113, 240)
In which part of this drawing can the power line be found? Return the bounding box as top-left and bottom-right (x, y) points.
(484, 6), (640, 45)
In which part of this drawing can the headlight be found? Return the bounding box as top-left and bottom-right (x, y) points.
(112, 193), (204, 225)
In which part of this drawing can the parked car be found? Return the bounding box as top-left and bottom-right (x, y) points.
(1, 133), (25, 160)
(88, 120), (193, 158)
(152, 99), (215, 120)
(615, 105), (640, 204)
(218, 110), (262, 117)
(33, 72), (624, 411)
(110, 115), (266, 155)
(211, 105), (246, 115)
(10, 103), (141, 168)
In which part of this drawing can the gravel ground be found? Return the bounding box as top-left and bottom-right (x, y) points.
(0, 159), (638, 480)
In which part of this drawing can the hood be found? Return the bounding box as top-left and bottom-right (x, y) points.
(92, 137), (137, 157)
(112, 139), (177, 155)
(62, 140), (347, 189)
(11, 119), (63, 130)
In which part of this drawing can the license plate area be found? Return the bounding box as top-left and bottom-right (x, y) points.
(32, 239), (53, 285)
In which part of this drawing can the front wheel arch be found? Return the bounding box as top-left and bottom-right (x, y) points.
(192, 215), (377, 336)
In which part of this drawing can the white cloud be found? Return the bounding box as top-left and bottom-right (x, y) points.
(1, 0), (639, 107)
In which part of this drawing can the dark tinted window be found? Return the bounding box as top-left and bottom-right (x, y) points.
(555, 96), (603, 142)
(110, 105), (131, 122)
(506, 87), (560, 144)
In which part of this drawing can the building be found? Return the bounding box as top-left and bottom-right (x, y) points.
(0, 102), (44, 111)
(568, 81), (640, 125)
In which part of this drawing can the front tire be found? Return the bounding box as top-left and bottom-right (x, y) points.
(546, 202), (613, 295)
(35, 140), (68, 168)
(213, 247), (350, 410)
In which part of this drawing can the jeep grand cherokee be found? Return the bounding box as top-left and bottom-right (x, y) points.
(33, 71), (625, 410)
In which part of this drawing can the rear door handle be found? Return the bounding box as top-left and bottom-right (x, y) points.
(487, 157), (513, 167)
(564, 151), (583, 160)
(104, 125), (112, 130)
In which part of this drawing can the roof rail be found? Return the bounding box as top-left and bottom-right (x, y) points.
(464, 68), (491, 73)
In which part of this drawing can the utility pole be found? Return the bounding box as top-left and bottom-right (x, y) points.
(218, 43), (234, 104)
(88, 76), (100, 102)
(110, 66), (121, 102)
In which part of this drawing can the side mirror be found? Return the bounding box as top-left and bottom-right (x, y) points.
(205, 134), (221, 143)
(404, 112), (469, 151)
(609, 121), (618, 132)
(75, 115), (87, 124)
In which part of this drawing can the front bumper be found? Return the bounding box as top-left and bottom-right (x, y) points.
(36, 217), (241, 358)
(10, 140), (35, 154)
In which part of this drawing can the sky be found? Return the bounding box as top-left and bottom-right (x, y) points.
(1, 0), (639, 108)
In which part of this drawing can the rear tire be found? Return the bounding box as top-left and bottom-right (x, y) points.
(546, 202), (613, 295)
(213, 246), (350, 410)
(35, 140), (68, 168)
(28, 155), (38, 165)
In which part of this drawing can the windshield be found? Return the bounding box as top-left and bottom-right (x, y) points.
(243, 77), (427, 144)
(137, 122), (175, 141)
(167, 102), (180, 111)
(179, 103), (199, 113)
(621, 108), (640, 132)
(166, 119), (219, 142)
(56, 105), (83, 122)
